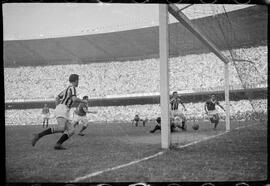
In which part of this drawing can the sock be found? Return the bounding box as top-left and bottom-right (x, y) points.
(182, 121), (185, 128)
(214, 121), (218, 129)
(80, 126), (87, 133)
(154, 125), (161, 132)
(56, 134), (69, 145)
(38, 128), (53, 138)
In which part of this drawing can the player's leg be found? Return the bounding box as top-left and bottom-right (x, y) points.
(54, 119), (75, 150)
(213, 113), (220, 130)
(180, 113), (187, 131)
(42, 116), (45, 128)
(150, 124), (161, 133)
(46, 117), (49, 128)
(78, 118), (89, 136)
(31, 118), (65, 147)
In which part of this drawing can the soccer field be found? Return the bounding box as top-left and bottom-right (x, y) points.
(5, 120), (267, 183)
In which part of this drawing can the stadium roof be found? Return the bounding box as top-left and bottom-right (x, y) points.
(3, 5), (267, 67)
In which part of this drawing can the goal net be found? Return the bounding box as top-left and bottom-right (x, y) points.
(162, 4), (267, 148)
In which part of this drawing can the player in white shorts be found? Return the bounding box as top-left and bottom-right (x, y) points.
(31, 74), (88, 150)
(170, 91), (187, 131)
(205, 95), (225, 130)
(73, 96), (97, 136)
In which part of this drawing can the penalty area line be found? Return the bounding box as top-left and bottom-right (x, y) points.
(70, 123), (256, 182)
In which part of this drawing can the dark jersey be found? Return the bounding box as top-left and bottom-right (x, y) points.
(206, 99), (219, 111)
(134, 115), (140, 122)
(57, 85), (76, 109)
(170, 97), (182, 110)
(42, 107), (49, 114)
(76, 103), (88, 116)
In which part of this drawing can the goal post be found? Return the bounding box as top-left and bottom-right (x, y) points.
(159, 4), (171, 149)
(159, 4), (231, 148)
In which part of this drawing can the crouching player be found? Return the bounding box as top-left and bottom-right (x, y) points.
(205, 95), (225, 130)
(132, 114), (147, 127)
(150, 117), (179, 133)
(73, 96), (97, 136)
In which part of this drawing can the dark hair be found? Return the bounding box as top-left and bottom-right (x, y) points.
(173, 91), (178, 95)
(69, 74), (79, 83)
(83, 96), (89, 100)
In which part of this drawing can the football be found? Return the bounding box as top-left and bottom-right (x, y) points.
(192, 124), (199, 130)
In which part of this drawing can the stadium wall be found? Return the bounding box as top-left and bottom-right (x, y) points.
(5, 88), (267, 110)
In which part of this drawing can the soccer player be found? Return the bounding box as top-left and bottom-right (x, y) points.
(149, 117), (176, 133)
(205, 94), (225, 130)
(31, 74), (88, 150)
(132, 114), (140, 127)
(170, 91), (187, 131)
(73, 96), (97, 136)
(41, 104), (50, 128)
(132, 114), (147, 127)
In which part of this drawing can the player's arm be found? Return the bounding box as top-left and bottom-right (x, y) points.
(204, 102), (209, 114)
(55, 91), (64, 106)
(72, 96), (88, 104)
(179, 98), (187, 111)
(82, 107), (97, 114)
(217, 101), (225, 111)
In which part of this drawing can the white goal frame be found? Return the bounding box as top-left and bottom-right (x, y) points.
(159, 4), (231, 149)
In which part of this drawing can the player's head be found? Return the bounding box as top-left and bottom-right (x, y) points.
(69, 74), (79, 87)
(211, 94), (216, 101)
(44, 103), (47, 107)
(83, 96), (89, 100)
(173, 91), (178, 98)
(156, 117), (161, 124)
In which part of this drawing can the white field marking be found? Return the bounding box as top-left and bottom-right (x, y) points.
(70, 151), (165, 182)
(70, 123), (258, 182)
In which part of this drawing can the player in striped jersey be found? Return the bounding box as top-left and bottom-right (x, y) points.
(31, 74), (88, 150)
(170, 91), (187, 131)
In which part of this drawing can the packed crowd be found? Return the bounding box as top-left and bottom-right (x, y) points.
(4, 45), (267, 101)
(5, 99), (267, 125)
(4, 45), (267, 125)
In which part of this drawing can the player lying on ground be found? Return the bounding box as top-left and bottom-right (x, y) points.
(31, 74), (88, 150)
(41, 103), (50, 128)
(204, 94), (225, 130)
(170, 91), (187, 131)
(150, 116), (183, 133)
(73, 95), (98, 136)
(132, 114), (147, 127)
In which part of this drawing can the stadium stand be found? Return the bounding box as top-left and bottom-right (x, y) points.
(4, 45), (267, 101)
